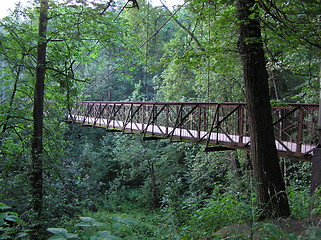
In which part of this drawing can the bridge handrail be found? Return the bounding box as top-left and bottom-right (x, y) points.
(69, 101), (319, 160)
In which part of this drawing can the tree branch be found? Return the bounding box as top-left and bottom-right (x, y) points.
(160, 0), (205, 52)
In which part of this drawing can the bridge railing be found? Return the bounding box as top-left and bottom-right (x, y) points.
(69, 101), (318, 159)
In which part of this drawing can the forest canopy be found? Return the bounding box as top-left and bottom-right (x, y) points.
(0, 0), (321, 239)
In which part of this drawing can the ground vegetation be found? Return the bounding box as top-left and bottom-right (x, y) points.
(0, 0), (321, 239)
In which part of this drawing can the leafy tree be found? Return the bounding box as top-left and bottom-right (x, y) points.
(258, 0), (321, 103)
(0, 0), (122, 236)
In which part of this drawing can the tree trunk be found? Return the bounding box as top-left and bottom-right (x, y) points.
(147, 159), (160, 208)
(229, 151), (242, 179)
(236, 0), (290, 219)
(309, 64), (321, 221)
(30, 0), (48, 237)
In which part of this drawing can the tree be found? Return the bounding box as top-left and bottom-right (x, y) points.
(236, 0), (290, 218)
(257, 0), (321, 103)
(0, 0), (120, 236)
(30, 0), (48, 237)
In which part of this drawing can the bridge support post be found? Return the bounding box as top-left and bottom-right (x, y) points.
(310, 147), (321, 221)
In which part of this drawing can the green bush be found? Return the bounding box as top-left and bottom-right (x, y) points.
(183, 191), (256, 239)
(288, 188), (310, 220)
(0, 203), (28, 239)
(48, 211), (169, 240)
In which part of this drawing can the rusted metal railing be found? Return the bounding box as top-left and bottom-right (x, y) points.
(69, 101), (319, 160)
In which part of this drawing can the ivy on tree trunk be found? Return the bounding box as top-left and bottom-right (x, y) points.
(30, 0), (48, 237)
(236, 0), (291, 219)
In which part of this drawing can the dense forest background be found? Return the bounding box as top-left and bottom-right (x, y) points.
(1, 0), (321, 239)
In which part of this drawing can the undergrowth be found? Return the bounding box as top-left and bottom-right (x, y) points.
(46, 188), (321, 239)
(2, 189), (320, 239)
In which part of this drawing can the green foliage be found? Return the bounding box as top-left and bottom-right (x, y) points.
(47, 228), (78, 239)
(48, 217), (114, 240)
(75, 217), (104, 227)
(82, 210), (179, 240)
(1, 0), (321, 238)
(182, 190), (255, 239)
(156, 0), (244, 102)
(305, 227), (321, 240)
(63, 125), (319, 238)
(288, 188), (310, 220)
(0, 203), (28, 239)
(0, 204), (20, 227)
(48, 213), (165, 240)
(90, 231), (122, 240)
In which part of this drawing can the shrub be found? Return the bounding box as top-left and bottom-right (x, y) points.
(183, 191), (256, 239)
(0, 202), (28, 239)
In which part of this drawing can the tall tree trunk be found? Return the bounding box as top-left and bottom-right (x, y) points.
(236, 0), (290, 219)
(310, 64), (321, 221)
(228, 151), (241, 179)
(30, 0), (48, 237)
(147, 159), (160, 208)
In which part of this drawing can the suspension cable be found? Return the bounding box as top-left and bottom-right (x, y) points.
(78, 1), (187, 98)
(207, 1), (211, 103)
(144, 0), (150, 100)
(79, 68), (117, 97)
(140, 1), (187, 48)
(113, 0), (130, 22)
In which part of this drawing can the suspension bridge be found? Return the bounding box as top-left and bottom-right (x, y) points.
(69, 101), (319, 160)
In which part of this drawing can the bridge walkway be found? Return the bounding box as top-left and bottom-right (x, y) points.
(69, 101), (319, 160)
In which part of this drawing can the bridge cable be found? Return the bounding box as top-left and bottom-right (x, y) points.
(113, 0), (140, 22)
(205, 0), (212, 150)
(144, 0), (150, 100)
(73, 0), (139, 73)
(78, 1), (187, 98)
(140, 2), (187, 48)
